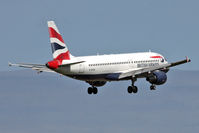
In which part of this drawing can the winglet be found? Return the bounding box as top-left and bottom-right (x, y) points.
(186, 56), (191, 62)
(8, 62), (12, 67)
(8, 62), (19, 67)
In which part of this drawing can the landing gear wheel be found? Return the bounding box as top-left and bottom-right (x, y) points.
(132, 86), (138, 93)
(93, 87), (98, 94)
(128, 86), (138, 94)
(87, 87), (98, 94)
(128, 86), (133, 93)
(87, 87), (93, 94)
(150, 85), (156, 90)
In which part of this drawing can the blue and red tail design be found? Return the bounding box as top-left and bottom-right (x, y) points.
(48, 21), (71, 61)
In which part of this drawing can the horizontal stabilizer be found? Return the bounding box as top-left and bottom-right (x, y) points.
(8, 62), (54, 73)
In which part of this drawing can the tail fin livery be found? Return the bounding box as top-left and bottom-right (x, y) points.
(48, 21), (71, 60)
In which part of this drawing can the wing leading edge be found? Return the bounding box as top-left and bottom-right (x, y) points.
(118, 57), (191, 79)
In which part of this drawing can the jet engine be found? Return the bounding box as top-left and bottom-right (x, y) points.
(87, 81), (107, 87)
(146, 71), (167, 85)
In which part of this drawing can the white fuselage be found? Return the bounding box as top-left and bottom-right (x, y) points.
(55, 52), (168, 81)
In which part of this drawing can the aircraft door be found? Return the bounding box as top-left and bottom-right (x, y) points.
(79, 63), (85, 73)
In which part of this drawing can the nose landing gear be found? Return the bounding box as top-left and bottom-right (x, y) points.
(150, 84), (156, 90)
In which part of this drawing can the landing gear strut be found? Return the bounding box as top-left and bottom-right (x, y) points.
(150, 84), (156, 90)
(127, 78), (138, 94)
(87, 87), (98, 94)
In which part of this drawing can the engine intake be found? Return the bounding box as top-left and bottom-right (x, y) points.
(146, 71), (167, 85)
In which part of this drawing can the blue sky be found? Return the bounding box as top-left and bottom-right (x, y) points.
(0, 1), (199, 132)
(1, 0), (197, 71)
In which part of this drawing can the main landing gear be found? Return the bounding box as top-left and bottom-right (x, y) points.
(127, 78), (138, 94)
(127, 86), (138, 93)
(87, 87), (98, 95)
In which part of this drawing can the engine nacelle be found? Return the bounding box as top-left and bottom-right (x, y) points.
(146, 71), (167, 85)
(87, 81), (107, 87)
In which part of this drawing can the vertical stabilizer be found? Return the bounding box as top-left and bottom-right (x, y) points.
(48, 21), (71, 60)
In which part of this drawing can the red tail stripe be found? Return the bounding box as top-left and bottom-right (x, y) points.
(47, 60), (61, 69)
(150, 56), (162, 58)
(55, 51), (70, 61)
(48, 27), (64, 43)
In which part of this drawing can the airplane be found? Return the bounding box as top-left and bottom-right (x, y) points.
(9, 21), (191, 95)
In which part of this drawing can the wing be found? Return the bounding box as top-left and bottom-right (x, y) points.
(118, 57), (191, 79)
(8, 62), (54, 73)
